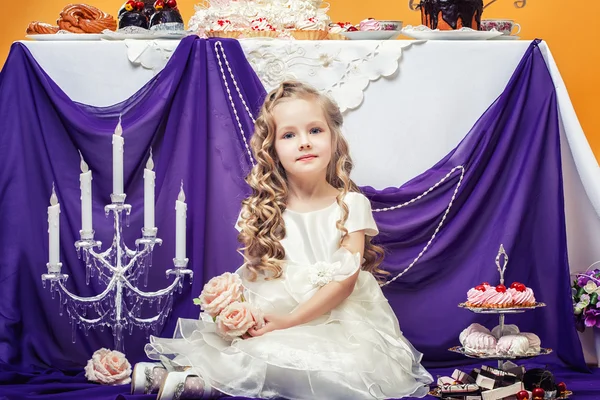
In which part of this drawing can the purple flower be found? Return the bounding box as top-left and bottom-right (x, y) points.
(578, 275), (592, 287)
(584, 308), (600, 328)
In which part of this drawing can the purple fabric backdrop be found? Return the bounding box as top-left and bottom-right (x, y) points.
(0, 36), (588, 398)
(0, 36), (263, 370)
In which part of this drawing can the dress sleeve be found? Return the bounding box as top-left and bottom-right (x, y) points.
(344, 193), (379, 237)
(234, 209), (243, 232)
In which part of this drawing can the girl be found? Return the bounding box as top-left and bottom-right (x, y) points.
(132, 81), (433, 399)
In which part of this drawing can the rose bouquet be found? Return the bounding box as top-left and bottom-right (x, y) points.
(194, 272), (264, 340)
(572, 265), (600, 332)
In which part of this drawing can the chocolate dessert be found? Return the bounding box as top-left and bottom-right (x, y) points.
(149, 0), (184, 31)
(417, 0), (484, 30)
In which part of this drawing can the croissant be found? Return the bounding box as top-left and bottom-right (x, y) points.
(57, 4), (117, 33)
(26, 22), (60, 34)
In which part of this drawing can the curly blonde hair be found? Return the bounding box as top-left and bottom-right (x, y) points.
(237, 81), (386, 281)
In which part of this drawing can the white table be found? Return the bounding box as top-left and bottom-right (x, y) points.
(21, 38), (600, 363)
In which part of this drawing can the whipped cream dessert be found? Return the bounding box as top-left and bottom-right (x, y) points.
(188, 0), (331, 36)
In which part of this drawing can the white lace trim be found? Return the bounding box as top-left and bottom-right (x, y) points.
(239, 39), (413, 113)
(123, 39), (413, 112)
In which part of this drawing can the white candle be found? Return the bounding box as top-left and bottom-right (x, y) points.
(48, 185), (60, 266)
(175, 182), (187, 260)
(144, 150), (155, 231)
(79, 153), (93, 233)
(112, 116), (124, 195)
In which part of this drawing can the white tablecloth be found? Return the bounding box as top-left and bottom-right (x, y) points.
(20, 38), (600, 363)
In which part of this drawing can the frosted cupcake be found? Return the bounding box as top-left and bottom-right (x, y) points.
(292, 17), (328, 40)
(246, 17), (279, 38)
(507, 282), (536, 307)
(205, 19), (243, 38)
(482, 284), (513, 308)
(465, 282), (494, 307)
(359, 18), (381, 31)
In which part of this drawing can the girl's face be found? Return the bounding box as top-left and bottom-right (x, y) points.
(272, 97), (333, 181)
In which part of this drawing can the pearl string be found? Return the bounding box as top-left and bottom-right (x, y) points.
(379, 165), (465, 287)
(214, 41), (256, 167)
(212, 40), (466, 287)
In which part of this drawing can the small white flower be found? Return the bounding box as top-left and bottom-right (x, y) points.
(584, 281), (598, 294)
(308, 261), (341, 287)
(580, 294), (591, 307)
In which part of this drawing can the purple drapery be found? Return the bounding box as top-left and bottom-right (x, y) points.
(0, 36), (263, 370)
(0, 36), (587, 398)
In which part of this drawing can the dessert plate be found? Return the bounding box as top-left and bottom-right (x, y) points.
(458, 302), (546, 313)
(340, 30), (401, 40)
(101, 29), (188, 40)
(26, 33), (104, 41)
(489, 35), (521, 40)
(448, 346), (553, 359)
(401, 25), (503, 40)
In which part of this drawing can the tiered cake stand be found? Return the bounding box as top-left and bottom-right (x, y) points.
(450, 245), (552, 369)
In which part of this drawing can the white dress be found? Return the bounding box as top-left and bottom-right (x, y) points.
(145, 192), (433, 399)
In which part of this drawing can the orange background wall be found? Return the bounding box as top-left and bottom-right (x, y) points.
(1, 0), (598, 160)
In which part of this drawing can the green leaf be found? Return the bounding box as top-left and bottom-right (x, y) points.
(591, 292), (598, 306)
(212, 315), (217, 323)
(193, 298), (202, 305)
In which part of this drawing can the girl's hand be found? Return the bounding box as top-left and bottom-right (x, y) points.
(247, 313), (292, 337)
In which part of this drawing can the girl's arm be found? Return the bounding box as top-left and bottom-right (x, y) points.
(249, 230), (365, 336)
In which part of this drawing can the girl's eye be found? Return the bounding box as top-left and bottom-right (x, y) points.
(283, 133), (294, 139)
(310, 128), (322, 134)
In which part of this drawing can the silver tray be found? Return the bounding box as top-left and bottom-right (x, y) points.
(448, 346), (553, 360)
(458, 302), (546, 314)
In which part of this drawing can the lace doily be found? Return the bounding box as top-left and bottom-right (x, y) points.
(123, 39), (414, 111)
(125, 40), (180, 72)
(240, 40), (413, 112)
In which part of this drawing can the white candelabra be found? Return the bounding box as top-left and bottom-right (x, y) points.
(41, 118), (193, 352)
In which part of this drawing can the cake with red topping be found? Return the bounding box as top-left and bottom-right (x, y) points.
(465, 281), (536, 308)
(507, 281), (536, 307)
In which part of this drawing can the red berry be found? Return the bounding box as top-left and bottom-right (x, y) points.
(475, 285), (486, 291)
(516, 390), (529, 400)
(134, 1), (143, 10)
(532, 387), (545, 398)
(482, 281), (490, 286)
(166, 0), (176, 7)
(495, 284), (507, 293)
(347, 26), (358, 31)
(510, 282), (521, 289)
(516, 283), (526, 292)
(557, 382), (567, 393)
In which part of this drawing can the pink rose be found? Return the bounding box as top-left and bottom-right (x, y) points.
(84, 348), (132, 385)
(194, 272), (243, 317)
(215, 301), (264, 340)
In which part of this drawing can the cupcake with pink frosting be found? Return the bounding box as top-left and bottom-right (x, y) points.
(507, 281), (536, 307)
(359, 18), (381, 31)
(465, 282), (494, 307)
(482, 284), (513, 308)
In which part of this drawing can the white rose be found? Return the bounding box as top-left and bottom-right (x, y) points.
(84, 348), (132, 385)
(195, 272), (243, 317)
(215, 302), (264, 340)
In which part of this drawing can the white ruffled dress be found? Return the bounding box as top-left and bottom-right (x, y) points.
(145, 192), (433, 399)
